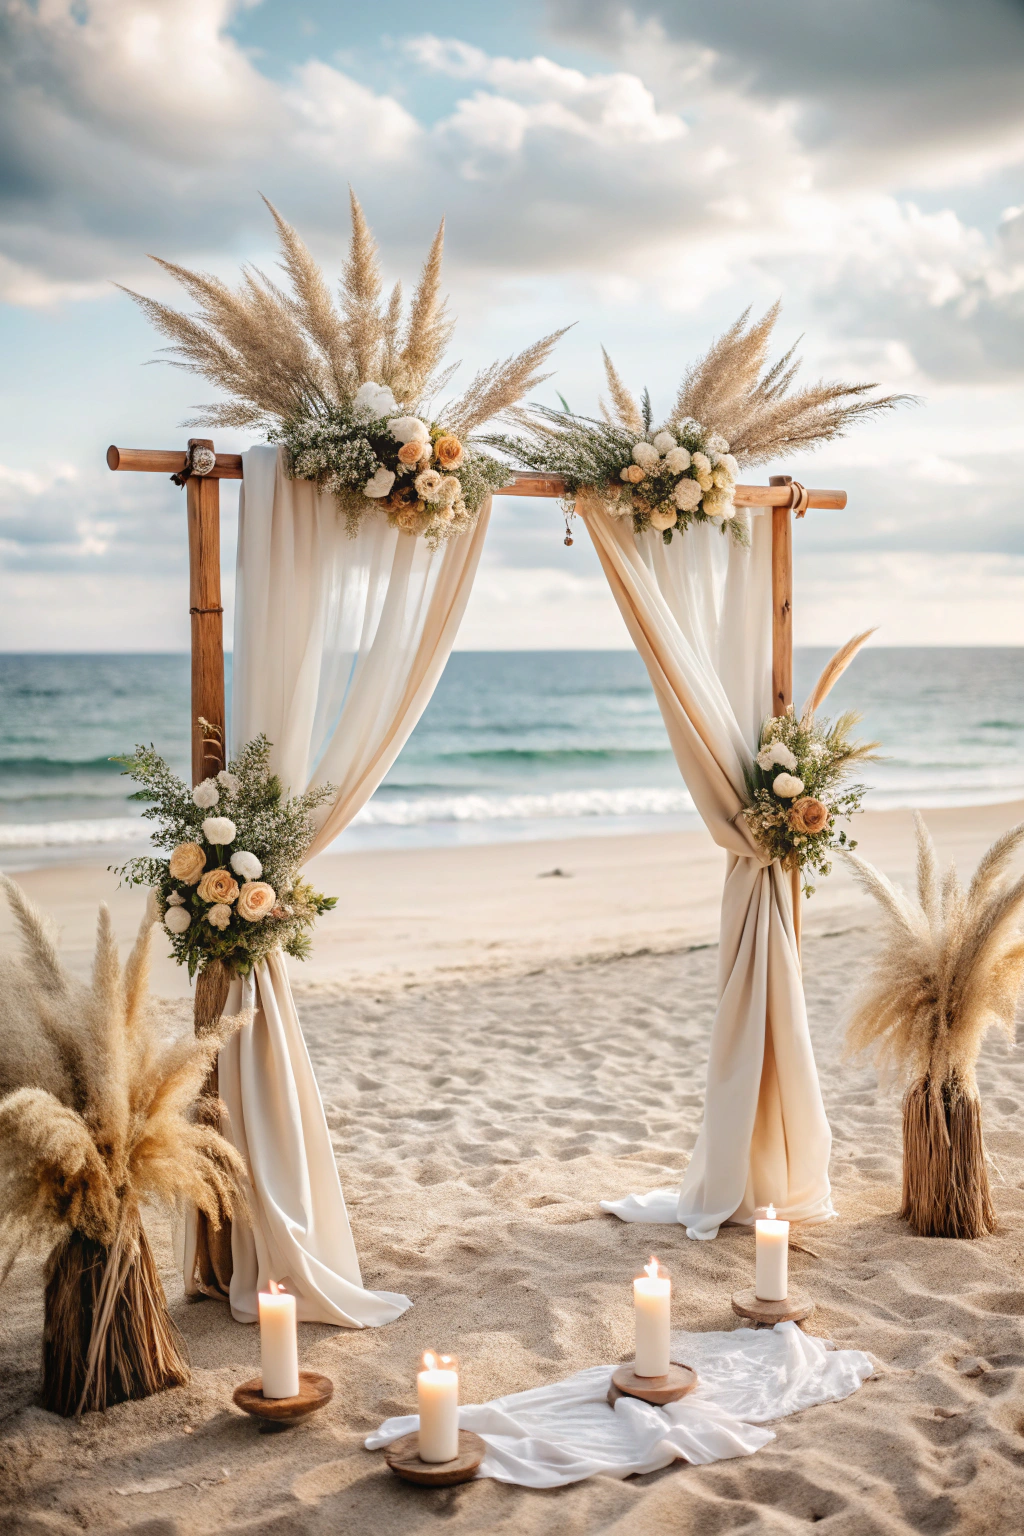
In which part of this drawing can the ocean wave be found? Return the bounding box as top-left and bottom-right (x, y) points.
(351, 787), (696, 825)
(0, 755), (125, 776)
(0, 818), (147, 848)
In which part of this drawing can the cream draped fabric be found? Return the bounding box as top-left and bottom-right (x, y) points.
(584, 496), (833, 1238)
(204, 444), (490, 1324)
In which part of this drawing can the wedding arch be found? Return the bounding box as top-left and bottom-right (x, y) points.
(107, 437), (847, 1312)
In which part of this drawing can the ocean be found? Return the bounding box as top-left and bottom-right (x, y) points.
(1, 649), (1022, 869)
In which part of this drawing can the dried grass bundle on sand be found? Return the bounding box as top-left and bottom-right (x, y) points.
(0, 876), (249, 1414)
(844, 816), (1024, 1238)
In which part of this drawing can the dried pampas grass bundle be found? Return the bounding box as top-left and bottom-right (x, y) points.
(0, 876), (249, 1414)
(844, 816), (1024, 1239)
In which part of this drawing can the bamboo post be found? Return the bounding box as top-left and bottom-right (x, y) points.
(185, 439), (226, 783)
(182, 439), (232, 1297)
(769, 474), (802, 954)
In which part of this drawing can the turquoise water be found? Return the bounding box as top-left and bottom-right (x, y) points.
(1, 649), (1023, 867)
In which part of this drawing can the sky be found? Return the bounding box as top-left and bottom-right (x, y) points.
(1, 0), (1023, 651)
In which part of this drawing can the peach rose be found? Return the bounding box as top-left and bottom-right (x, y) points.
(434, 435), (464, 469)
(168, 841), (206, 885)
(198, 867), (240, 904)
(397, 439), (427, 467)
(236, 880), (277, 921)
(621, 464), (645, 484)
(788, 797), (830, 836)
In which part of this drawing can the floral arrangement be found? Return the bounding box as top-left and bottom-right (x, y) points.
(742, 633), (880, 894)
(486, 306), (907, 544)
(123, 194), (564, 546)
(115, 735), (336, 977)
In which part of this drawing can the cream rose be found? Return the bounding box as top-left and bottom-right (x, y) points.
(198, 867), (239, 905)
(205, 903), (232, 931)
(397, 439), (428, 467)
(237, 881), (277, 922)
(414, 468), (444, 502)
(168, 842), (206, 885)
(789, 797), (830, 835)
(649, 507), (677, 531)
(620, 464), (645, 484)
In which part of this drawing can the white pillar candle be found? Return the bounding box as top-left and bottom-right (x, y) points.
(258, 1281), (299, 1399)
(634, 1257), (671, 1378)
(417, 1352), (459, 1463)
(755, 1205), (790, 1301)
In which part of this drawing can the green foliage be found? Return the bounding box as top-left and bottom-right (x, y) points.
(114, 735), (337, 977)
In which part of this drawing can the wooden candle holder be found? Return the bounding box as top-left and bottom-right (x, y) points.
(607, 1362), (698, 1406)
(384, 1429), (486, 1486)
(233, 1371), (334, 1430)
(731, 1288), (814, 1326)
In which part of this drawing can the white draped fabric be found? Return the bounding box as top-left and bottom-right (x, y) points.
(201, 444), (490, 1325)
(583, 497), (834, 1238)
(366, 1323), (873, 1487)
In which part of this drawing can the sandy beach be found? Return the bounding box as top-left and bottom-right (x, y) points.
(3, 800), (1024, 1533)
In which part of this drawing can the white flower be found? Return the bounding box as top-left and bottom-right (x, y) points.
(364, 467), (396, 499)
(387, 415), (430, 445)
(230, 850), (263, 881)
(649, 507), (677, 531)
(217, 770), (240, 796)
(632, 442), (661, 471)
(673, 477), (702, 512)
(652, 431), (677, 455)
(711, 466), (734, 489)
(191, 779), (219, 809)
(166, 890), (185, 906)
(702, 489), (734, 518)
(164, 905), (191, 934)
(437, 475), (461, 505)
(720, 453), (740, 479)
(351, 382), (398, 422)
(757, 741), (798, 772)
(772, 772), (804, 799)
(664, 447), (691, 474)
(707, 433), (730, 454)
(202, 816), (236, 845)
(691, 451), (711, 476)
(205, 903), (233, 931)
(414, 468), (444, 502)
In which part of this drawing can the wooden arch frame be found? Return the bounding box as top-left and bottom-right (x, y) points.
(107, 439), (846, 783)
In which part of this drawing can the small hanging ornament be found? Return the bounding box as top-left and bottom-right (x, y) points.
(563, 514), (574, 547)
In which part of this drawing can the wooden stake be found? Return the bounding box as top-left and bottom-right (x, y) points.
(185, 439), (226, 783)
(769, 475), (802, 953)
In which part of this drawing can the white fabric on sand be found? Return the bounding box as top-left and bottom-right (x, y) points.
(366, 1323), (874, 1487)
(204, 444), (490, 1325)
(582, 498), (834, 1238)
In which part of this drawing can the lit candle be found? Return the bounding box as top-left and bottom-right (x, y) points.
(258, 1280), (299, 1399)
(755, 1204), (789, 1301)
(634, 1256), (671, 1378)
(417, 1352), (459, 1463)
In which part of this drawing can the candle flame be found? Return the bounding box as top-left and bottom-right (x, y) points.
(766, 1204), (776, 1221)
(421, 1350), (457, 1372)
(644, 1255), (664, 1280)
(269, 1278), (284, 1295)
